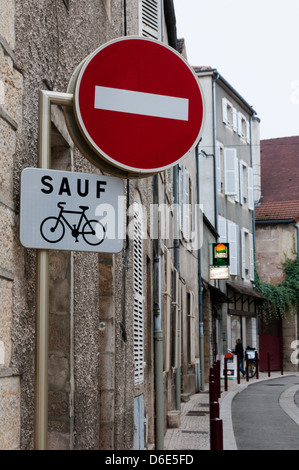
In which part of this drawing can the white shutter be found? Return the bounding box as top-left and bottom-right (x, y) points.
(218, 216), (227, 243)
(222, 98), (228, 124)
(164, 247), (172, 372)
(188, 291), (195, 364)
(237, 112), (243, 136)
(247, 167), (254, 210)
(241, 228), (246, 279)
(216, 146), (222, 192)
(235, 158), (240, 203)
(184, 169), (190, 240)
(249, 233), (254, 281)
(232, 108), (238, 132)
(239, 161), (244, 205)
(224, 148), (238, 195)
(133, 206), (144, 385)
(139, 0), (162, 40)
(246, 121), (250, 143)
(228, 222), (238, 276)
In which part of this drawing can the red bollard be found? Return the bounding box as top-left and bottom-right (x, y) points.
(267, 352), (271, 377)
(224, 357), (228, 391)
(209, 378), (217, 404)
(246, 353), (249, 382)
(255, 351), (259, 379)
(210, 418), (223, 450)
(210, 401), (219, 420)
(237, 355), (240, 384)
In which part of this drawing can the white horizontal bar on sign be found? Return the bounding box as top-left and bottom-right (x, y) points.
(94, 86), (189, 121)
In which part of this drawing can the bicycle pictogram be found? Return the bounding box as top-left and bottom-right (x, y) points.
(40, 202), (105, 246)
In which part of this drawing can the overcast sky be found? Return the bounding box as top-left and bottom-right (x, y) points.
(173, 0), (299, 140)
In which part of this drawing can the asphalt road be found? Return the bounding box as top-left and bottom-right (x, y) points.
(232, 375), (299, 450)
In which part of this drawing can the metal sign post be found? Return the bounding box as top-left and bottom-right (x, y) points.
(35, 90), (72, 450)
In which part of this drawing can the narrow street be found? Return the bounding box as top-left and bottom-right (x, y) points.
(164, 372), (299, 451)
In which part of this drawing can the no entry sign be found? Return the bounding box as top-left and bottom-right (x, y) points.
(73, 37), (205, 174)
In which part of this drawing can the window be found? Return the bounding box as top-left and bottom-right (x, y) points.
(133, 204), (144, 385)
(224, 148), (238, 196)
(228, 221), (238, 276)
(163, 246), (172, 372)
(241, 228), (254, 281)
(139, 0), (162, 40)
(238, 112), (250, 143)
(247, 167), (254, 210)
(187, 291), (195, 364)
(222, 98), (233, 127)
(216, 144), (224, 193)
(178, 164), (194, 242)
(239, 160), (247, 205)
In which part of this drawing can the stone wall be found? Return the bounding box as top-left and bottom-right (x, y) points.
(0, 0), (22, 450)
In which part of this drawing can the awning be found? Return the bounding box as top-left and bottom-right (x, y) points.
(202, 279), (232, 304)
(226, 281), (266, 302)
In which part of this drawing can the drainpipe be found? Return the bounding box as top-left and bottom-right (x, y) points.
(153, 174), (164, 450)
(196, 145), (205, 390)
(173, 165), (181, 410)
(212, 72), (219, 234)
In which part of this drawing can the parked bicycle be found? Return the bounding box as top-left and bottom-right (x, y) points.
(40, 202), (105, 246)
(246, 346), (257, 378)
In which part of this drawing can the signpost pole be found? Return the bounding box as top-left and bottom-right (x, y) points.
(35, 90), (72, 450)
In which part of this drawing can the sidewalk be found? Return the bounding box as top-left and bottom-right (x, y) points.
(164, 371), (299, 451)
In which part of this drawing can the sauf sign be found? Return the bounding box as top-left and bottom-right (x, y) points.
(20, 168), (124, 253)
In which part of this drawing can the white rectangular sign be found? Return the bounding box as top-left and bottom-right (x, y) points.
(20, 168), (125, 253)
(94, 86), (189, 121)
(209, 266), (229, 280)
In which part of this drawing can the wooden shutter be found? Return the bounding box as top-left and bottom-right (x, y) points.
(224, 149), (238, 195)
(228, 221), (238, 276)
(133, 206), (144, 385)
(241, 228), (246, 279)
(249, 233), (254, 281)
(247, 167), (254, 210)
(139, 0), (162, 40)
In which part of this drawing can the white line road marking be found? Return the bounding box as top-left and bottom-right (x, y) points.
(94, 86), (189, 121)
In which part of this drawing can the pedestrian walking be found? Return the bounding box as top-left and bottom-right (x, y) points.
(234, 339), (246, 377)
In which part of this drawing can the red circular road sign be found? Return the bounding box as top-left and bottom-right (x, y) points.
(74, 36), (205, 174)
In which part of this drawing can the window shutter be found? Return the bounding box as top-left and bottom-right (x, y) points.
(224, 148), (238, 195)
(239, 161), (244, 205)
(241, 228), (246, 279)
(235, 158), (240, 203)
(139, 0), (161, 40)
(188, 291), (195, 364)
(164, 247), (172, 372)
(247, 167), (254, 210)
(218, 216), (227, 243)
(133, 206), (144, 385)
(183, 168), (190, 240)
(222, 98), (228, 124)
(216, 146), (222, 192)
(237, 112), (242, 136)
(173, 269), (180, 369)
(232, 108), (238, 132)
(246, 121), (250, 143)
(228, 222), (238, 275)
(249, 233), (254, 281)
